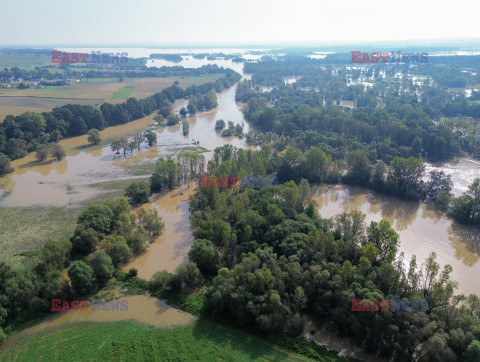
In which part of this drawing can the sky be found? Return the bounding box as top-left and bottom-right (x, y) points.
(1, 0), (479, 46)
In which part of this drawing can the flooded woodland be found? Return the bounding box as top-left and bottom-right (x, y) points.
(1, 59), (480, 360)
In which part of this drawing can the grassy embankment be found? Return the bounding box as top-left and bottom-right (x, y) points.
(0, 320), (344, 361)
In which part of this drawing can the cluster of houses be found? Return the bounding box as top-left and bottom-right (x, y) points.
(0, 79), (75, 89)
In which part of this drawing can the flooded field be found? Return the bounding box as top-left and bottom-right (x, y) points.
(0, 83), (250, 208)
(123, 184), (196, 280)
(23, 295), (195, 335)
(0, 56), (479, 299)
(313, 184), (480, 296)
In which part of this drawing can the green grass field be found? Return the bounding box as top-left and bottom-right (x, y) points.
(0, 207), (78, 266)
(110, 86), (135, 99)
(0, 52), (52, 68)
(0, 320), (346, 361)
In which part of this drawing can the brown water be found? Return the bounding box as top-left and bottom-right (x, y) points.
(123, 184), (196, 280)
(22, 294), (195, 335)
(313, 184), (480, 296)
(304, 320), (386, 362)
(0, 84), (251, 208)
(425, 157), (480, 196)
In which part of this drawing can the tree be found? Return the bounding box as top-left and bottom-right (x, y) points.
(68, 260), (95, 295)
(386, 156), (425, 199)
(125, 180), (150, 204)
(0, 327), (5, 346)
(179, 107), (187, 118)
(137, 208), (164, 239)
(450, 178), (480, 226)
(182, 121), (189, 136)
(466, 340), (480, 361)
(177, 262), (203, 289)
(127, 228), (147, 254)
(167, 114), (180, 126)
(89, 250), (114, 285)
(150, 157), (179, 192)
(87, 128), (101, 145)
(215, 119), (226, 131)
(110, 138), (122, 154)
(99, 235), (130, 265)
(303, 147), (327, 182)
(369, 161), (387, 192)
(35, 144), (50, 161)
(128, 140), (137, 153)
(144, 129), (157, 147)
(187, 101), (196, 115)
(51, 144), (66, 161)
(78, 204), (113, 234)
(71, 225), (99, 256)
(153, 114), (165, 124)
(111, 136), (129, 156)
(133, 132), (144, 150)
(418, 334), (456, 362)
(367, 220), (399, 262)
(188, 239), (219, 277)
(0, 153), (13, 175)
(118, 136), (129, 156)
(467, 178), (480, 223)
(344, 150), (372, 187)
(38, 239), (72, 273)
(334, 210), (366, 244)
(151, 270), (182, 292)
(298, 179), (311, 208)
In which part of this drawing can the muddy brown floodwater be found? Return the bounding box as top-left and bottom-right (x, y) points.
(22, 294), (195, 335)
(0, 83), (252, 208)
(122, 184), (196, 280)
(313, 184), (480, 296)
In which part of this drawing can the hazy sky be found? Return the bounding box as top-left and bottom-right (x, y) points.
(1, 0), (479, 46)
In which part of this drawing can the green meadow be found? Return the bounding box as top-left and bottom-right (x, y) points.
(0, 320), (346, 361)
(110, 86), (136, 99)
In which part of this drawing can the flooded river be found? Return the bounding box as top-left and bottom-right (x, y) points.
(123, 184), (196, 280)
(1, 56), (480, 359)
(0, 83), (250, 208)
(0, 74), (479, 296)
(313, 184), (480, 296)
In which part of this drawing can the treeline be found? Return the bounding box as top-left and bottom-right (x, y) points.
(240, 91), (461, 163)
(187, 90), (218, 113)
(0, 68), (241, 174)
(0, 64), (232, 83)
(174, 145), (480, 361)
(0, 197), (163, 342)
(0, 66), (56, 82)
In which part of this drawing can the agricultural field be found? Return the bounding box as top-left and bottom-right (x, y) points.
(0, 320), (342, 361)
(0, 51), (52, 68)
(0, 75), (218, 119)
(128, 75), (221, 99)
(110, 85), (136, 99)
